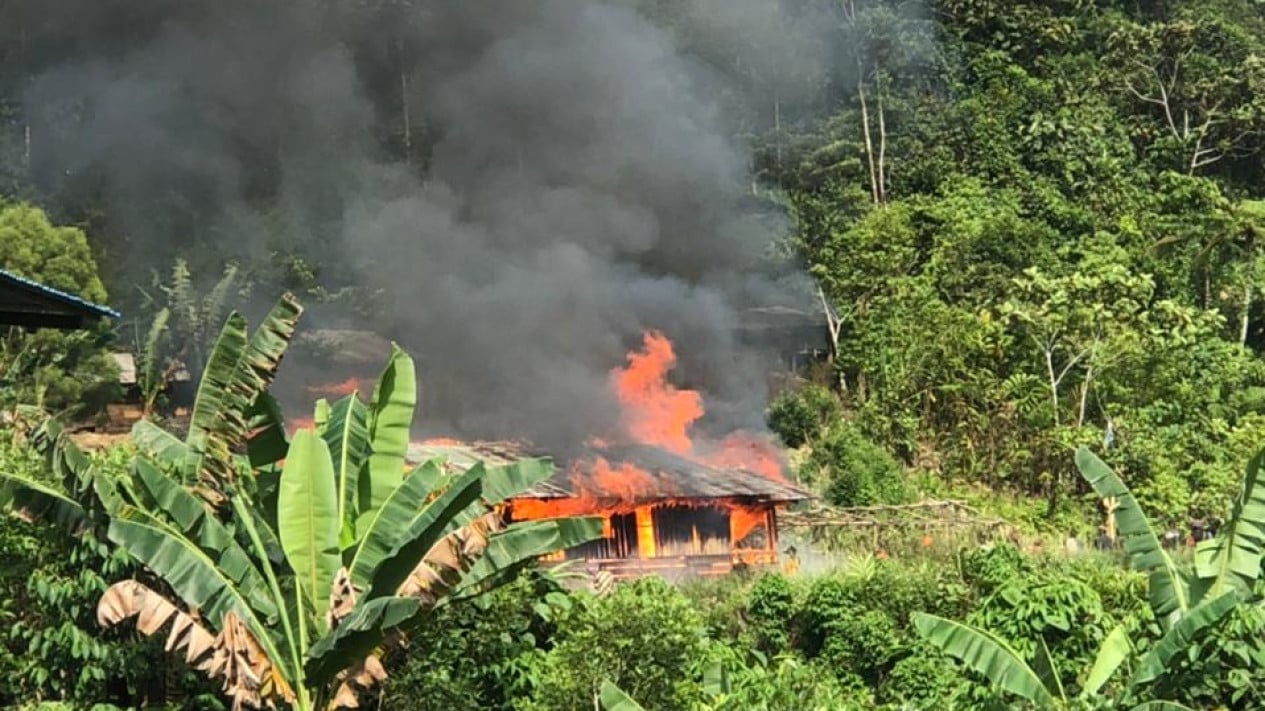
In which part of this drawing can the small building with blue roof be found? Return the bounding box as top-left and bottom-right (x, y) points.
(0, 267), (121, 329)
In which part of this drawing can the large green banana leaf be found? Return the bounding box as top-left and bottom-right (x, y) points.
(234, 487), (286, 568)
(131, 419), (192, 470)
(320, 394), (369, 548)
(246, 392), (290, 469)
(302, 596), (420, 682)
(1129, 591), (1239, 687)
(36, 420), (99, 493)
(107, 506), (283, 654)
(1082, 624), (1131, 699)
(598, 681), (647, 711)
(186, 312), (248, 484)
(33, 424), (128, 518)
(1031, 636), (1065, 703)
(437, 459), (556, 535)
(278, 430), (341, 626)
(702, 662), (731, 698)
(130, 458), (274, 607)
(480, 458), (555, 504)
(452, 517), (604, 599)
(1076, 448), (1189, 625)
(1193, 449), (1265, 599)
(348, 460), (446, 589)
(362, 465), (484, 600)
(359, 346), (416, 518)
(912, 612), (1059, 709)
(231, 295), (302, 399)
(0, 472), (87, 532)
(186, 295), (301, 490)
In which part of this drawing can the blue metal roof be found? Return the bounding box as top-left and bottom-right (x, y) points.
(0, 267), (121, 320)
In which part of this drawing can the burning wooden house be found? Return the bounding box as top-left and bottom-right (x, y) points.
(409, 439), (810, 580)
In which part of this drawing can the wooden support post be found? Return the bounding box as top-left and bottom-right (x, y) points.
(635, 506), (656, 559)
(1103, 497), (1119, 542)
(768, 507), (779, 554)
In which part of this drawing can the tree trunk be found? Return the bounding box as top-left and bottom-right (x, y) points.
(1045, 348), (1060, 427)
(876, 74), (887, 204)
(857, 78), (879, 205)
(1077, 364), (1093, 429)
(1242, 280), (1252, 346)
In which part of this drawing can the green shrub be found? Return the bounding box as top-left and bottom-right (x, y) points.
(879, 644), (967, 709)
(381, 577), (565, 711)
(679, 574), (752, 645)
(796, 575), (852, 657)
(966, 575), (1109, 692)
(712, 651), (872, 710)
(745, 573), (795, 655)
(794, 560), (970, 689)
(958, 542), (1031, 596)
(819, 609), (902, 684)
(1037, 555), (1148, 623)
(812, 422), (908, 507)
(519, 577), (710, 710)
(767, 384), (840, 448)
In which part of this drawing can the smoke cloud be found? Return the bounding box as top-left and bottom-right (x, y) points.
(23, 0), (821, 447)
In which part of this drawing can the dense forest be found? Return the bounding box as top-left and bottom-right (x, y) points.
(4, 0), (1265, 709)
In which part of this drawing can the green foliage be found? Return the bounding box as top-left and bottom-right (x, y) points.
(744, 573), (795, 655)
(966, 577), (1110, 690)
(0, 432), (215, 708)
(0, 202), (119, 417)
(879, 645), (967, 709)
(793, 557), (969, 695)
(808, 421), (908, 507)
(520, 577), (710, 711)
(132, 259), (244, 412)
(704, 650), (869, 710)
(380, 577), (566, 711)
(959, 542), (1033, 595)
(0, 203), (107, 303)
(1155, 602), (1265, 709)
(766, 384), (840, 449)
(912, 612), (1061, 709)
(765, 0), (1265, 520)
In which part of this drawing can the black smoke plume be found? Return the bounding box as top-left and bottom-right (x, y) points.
(20, 0), (825, 447)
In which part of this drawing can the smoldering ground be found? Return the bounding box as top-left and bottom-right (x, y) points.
(20, 0), (830, 447)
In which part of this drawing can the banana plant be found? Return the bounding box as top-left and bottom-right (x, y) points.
(912, 591), (1238, 710)
(1, 294), (602, 710)
(1076, 446), (1265, 623)
(1074, 448), (1190, 629)
(1191, 449), (1265, 601)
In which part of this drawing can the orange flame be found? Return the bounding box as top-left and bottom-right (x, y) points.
(611, 332), (703, 455)
(605, 330), (785, 482)
(584, 456), (657, 503)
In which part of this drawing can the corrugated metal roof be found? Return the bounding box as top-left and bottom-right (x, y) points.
(407, 439), (810, 504)
(0, 268), (121, 321)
